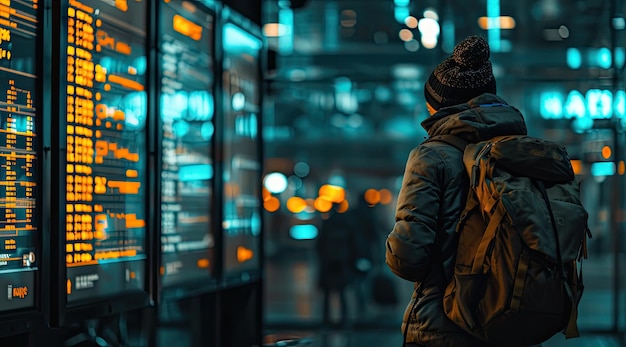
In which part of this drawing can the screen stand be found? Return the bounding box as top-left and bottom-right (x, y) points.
(62, 316), (125, 347)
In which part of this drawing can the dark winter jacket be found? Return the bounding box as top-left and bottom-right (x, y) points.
(385, 93), (528, 346)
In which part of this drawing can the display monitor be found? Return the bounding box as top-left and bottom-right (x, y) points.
(60, 0), (149, 309)
(158, 0), (216, 297)
(220, 18), (263, 283)
(0, 0), (39, 313)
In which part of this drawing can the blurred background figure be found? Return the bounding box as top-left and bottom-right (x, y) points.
(346, 191), (395, 319)
(315, 191), (384, 327)
(315, 207), (356, 328)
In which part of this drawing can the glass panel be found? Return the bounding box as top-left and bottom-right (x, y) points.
(159, 0), (216, 291)
(63, 0), (148, 304)
(0, 0), (38, 312)
(221, 22), (262, 282)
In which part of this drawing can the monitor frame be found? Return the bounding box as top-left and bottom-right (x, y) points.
(154, 0), (220, 303)
(214, 5), (266, 289)
(0, 0), (47, 337)
(48, 0), (155, 327)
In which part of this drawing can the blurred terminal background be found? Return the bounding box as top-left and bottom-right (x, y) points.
(257, 0), (626, 346)
(0, 0), (624, 346)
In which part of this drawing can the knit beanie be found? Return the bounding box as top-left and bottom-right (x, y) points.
(424, 35), (496, 111)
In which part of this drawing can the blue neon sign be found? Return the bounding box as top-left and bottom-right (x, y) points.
(539, 89), (625, 120)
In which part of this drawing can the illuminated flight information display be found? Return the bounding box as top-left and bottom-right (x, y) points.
(221, 22), (262, 280)
(63, 0), (147, 304)
(0, 0), (38, 312)
(159, 0), (215, 290)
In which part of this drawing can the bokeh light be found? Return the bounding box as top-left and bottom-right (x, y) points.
(286, 196), (307, 213)
(264, 196), (280, 212)
(314, 197), (333, 212)
(319, 184), (345, 203)
(264, 172), (288, 194)
(364, 189), (381, 205)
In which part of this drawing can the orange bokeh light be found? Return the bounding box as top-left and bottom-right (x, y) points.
(336, 199), (349, 213)
(318, 184), (345, 203)
(264, 196), (280, 212)
(286, 197), (307, 213)
(379, 189), (393, 205)
(314, 197), (333, 213)
(262, 187), (272, 201)
(570, 160), (583, 175)
(364, 189), (381, 205)
(602, 145), (612, 160)
(237, 246), (254, 263)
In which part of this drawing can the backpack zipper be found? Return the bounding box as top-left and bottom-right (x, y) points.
(471, 142), (494, 188)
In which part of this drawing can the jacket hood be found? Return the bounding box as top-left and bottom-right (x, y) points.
(421, 93), (527, 142)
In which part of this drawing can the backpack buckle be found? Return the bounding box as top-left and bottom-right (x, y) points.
(471, 164), (480, 188)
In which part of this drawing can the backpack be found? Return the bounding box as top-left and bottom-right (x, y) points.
(430, 134), (591, 346)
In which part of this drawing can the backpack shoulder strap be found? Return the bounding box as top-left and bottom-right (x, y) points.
(427, 134), (470, 152)
(426, 134), (478, 230)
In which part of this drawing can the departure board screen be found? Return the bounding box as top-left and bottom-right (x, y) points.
(63, 0), (148, 304)
(221, 22), (262, 280)
(0, 0), (38, 312)
(159, 0), (215, 290)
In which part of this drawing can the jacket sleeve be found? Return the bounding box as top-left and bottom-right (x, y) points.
(386, 146), (442, 282)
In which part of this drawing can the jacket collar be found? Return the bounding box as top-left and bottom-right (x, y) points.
(421, 93), (527, 142)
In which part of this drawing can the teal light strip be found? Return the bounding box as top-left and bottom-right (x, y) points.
(487, 0), (500, 52)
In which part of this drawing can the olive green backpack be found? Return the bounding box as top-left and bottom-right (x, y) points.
(431, 134), (591, 346)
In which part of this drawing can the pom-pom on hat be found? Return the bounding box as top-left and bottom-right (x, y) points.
(424, 35), (496, 111)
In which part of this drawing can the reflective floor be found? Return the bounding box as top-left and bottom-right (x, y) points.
(264, 248), (626, 347)
(263, 331), (625, 347)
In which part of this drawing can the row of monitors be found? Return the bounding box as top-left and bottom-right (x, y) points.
(0, 0), (262, 328)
